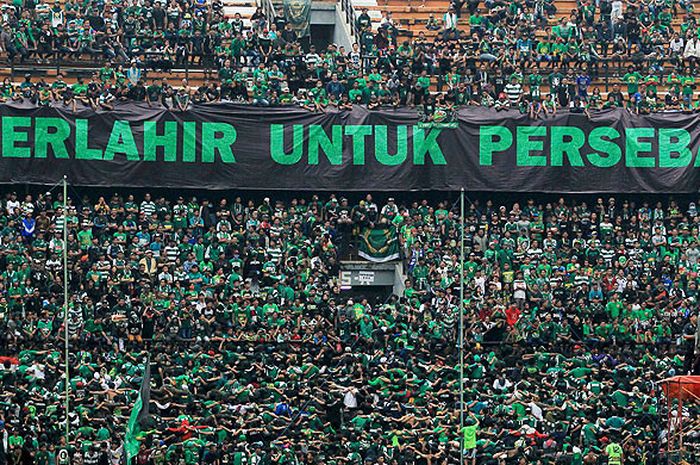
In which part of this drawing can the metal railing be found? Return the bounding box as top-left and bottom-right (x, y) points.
(339, 0), (359, 38)
(261, 0), (277, 28)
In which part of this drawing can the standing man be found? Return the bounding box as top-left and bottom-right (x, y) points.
(461, 413), (479, 465)
(683, 313), (698, 375)
(605, 438), (624, 465)
(442, 6), (458, 41)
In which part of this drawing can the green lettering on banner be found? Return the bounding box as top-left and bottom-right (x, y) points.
(35, 117), (70, 159)
(479, 126), (512, 165)
(201, 122), (236, 163)
(104, 121), (140, 161)
(375, 125), (407, 165)
(659, 128), (692, 168)
(413, 127), (446, 165)
(144, 121), (178, 162)
(309, 125), (342, 165)
(587, 127), (622, 167)
(270, 124), (303, 165)
(75, 119), (103, 160)
(550, 126), (585, 166)
(2, 116), (31, 158)
(345, 125), (372, 165)
(182, 121), (196, 162)
(625, 128), (655, 167)
(516, 126), (546, 166)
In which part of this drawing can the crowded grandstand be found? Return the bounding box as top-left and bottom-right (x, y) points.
(0, 0), (699, 465)
(0, 0), (700, 113)
(1, 190), (699, 465)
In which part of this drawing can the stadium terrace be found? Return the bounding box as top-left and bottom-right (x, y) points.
(2, 0), (700, 462)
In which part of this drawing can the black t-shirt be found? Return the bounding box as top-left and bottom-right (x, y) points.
(88, 14), (105, 32)
(129, 85), (146, 101)
(192, 34), (204, 51)
(147, 85), (162, 102)
(281, 29), (296, 43)
(683, 321), (697, 350)
(206, 86), (220, 101)
(84, 451), (100, 465)
(54, 31), (66, 47)
(38, 29), (51, 46)
(357, 13), (371, 30)
(493, 75), (506, 95)
(259, 36), (272, 52)
(626, 19), (640, 38)
(608, 90), (624, 104)
(202, 450), (219, 464)
(123, 19), (137, 37)
(153, 8), (166, 29)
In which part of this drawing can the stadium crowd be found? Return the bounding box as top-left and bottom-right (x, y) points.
(1, 0), (700, 114)
(0, 190), (698, 465)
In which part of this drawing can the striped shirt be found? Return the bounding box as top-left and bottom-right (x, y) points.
(504, 83), (522, 104)
(140, 201), (156, 216)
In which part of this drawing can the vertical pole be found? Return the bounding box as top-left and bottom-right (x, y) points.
(667, 388), (673, 456)
(678, 385), (684, 460)
(63, 176), (70, 444)
(459, 188), (465, 465)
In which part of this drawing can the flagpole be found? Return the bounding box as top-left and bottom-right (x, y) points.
(459, 187), (465, 465)
(63, 175), (70, 445)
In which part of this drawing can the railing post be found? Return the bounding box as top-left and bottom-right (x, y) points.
(341, 0), (357, 38)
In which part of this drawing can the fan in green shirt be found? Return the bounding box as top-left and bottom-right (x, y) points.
(527, 73), (542, 89)
(461, 414), (479, 463)
(681, 75), (695, 101)
(606, 297), (623, 319)
(622, 68), (643, 96)
(658, 8), (672, 26)
(99, 65), (115, 83)
(548, 70), (564, 96)
(251, 82), (269, 102)
(605, 442), (624, 465)
(416, 73), (431, 93)
(309, 83), (328, 104)
(644, 75), (659, 96)
(368, 70), (383, 83)
(72, 81), (88, 96)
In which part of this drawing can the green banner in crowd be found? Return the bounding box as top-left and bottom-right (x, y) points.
(284, 0), (312, 37)
(358, 226), (400, 262)
(125, 359), (151, 465)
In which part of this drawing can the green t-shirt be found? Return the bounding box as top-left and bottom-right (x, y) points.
(72, 83), (87, 95)
(605, 442), (623, 464)
(461, 423), (478, 449)
(622, 72), (643, 94)
(681, 76), (695, 95)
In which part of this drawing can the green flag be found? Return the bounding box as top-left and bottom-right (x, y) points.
(358, 225), (400, 262)
(284, 0), (312, 37)
(125, 357), (151, 465)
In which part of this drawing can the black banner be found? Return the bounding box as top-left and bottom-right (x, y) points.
(0, 102), (699, 193)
